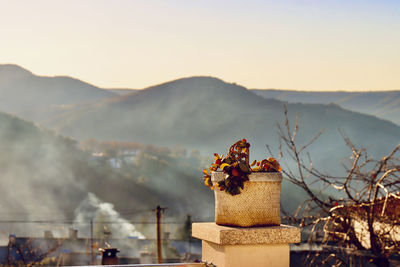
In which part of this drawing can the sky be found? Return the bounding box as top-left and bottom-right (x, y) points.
(1, 0), (399, 91)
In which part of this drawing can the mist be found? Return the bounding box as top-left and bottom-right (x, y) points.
(1, 67), (399, 242)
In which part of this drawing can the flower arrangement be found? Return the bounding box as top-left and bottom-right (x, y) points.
(203, 139), (281, 195)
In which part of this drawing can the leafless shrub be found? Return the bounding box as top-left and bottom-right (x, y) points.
(277, 106), (400, 267)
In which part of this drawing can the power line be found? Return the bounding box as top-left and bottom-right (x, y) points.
(0, 220), (208, 224)
(0, 208), (152, 216)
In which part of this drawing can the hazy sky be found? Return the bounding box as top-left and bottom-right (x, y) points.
(1, 0), (399, 91)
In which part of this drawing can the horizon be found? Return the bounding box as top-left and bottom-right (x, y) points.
(1, 0), (399, 91)
(3, 63), (400, 93)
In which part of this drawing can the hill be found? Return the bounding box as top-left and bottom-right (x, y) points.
(2, 68), (399, 217)
(47, 77), (400, 177)
(0, 111), (213, 224)
(252, 89), (400, 125)
(0, 64), (116, 123)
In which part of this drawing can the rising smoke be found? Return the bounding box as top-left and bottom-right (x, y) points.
(73, 193), (144, 239)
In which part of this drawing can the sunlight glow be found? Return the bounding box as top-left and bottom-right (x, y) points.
(0, 0), (399, 91)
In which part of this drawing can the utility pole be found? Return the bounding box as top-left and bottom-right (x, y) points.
(154, 205), (167, 264)
(90, 219), (94, 265)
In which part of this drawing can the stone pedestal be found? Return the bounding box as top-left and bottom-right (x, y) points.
(192, 223), (300, 267)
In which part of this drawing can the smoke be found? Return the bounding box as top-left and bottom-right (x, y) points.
(73, 193), (144, 239)
(0, 112), (88, 239)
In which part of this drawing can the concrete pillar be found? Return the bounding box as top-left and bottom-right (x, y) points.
(192, 223), (300, 267)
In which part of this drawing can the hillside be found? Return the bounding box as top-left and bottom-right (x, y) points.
(0, 111), (214, 223)
(0, 64), (116, 123)
(47, 77), (400, 177)
(252, 89), (400, 125)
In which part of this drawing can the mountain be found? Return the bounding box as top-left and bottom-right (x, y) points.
(47, 76), (282, 148)
(0, 64), (116, 123)
(252, 89), (400, 125)
(46, 77), (400, 177)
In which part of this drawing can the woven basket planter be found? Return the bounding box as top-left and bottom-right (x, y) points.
(212, 171), (282, 227)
